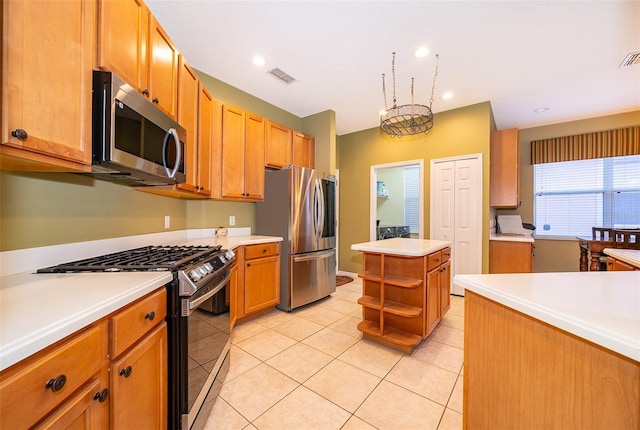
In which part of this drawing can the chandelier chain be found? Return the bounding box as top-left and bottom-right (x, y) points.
(429, 54), (439, 108)
(411, 77), (415, 105)
(382, 73), (387, 111)
(391, 51), (397, 106)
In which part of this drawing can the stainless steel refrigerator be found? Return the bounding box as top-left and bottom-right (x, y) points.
(255, 166), (336, 311)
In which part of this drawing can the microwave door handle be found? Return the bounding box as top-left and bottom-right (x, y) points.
(162, 128), (181, 179)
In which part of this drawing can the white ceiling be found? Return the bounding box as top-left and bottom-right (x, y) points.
(145, 1), (640, 136)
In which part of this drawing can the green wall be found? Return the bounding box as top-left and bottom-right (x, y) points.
(337, 101), (493, 274)
(497, 109), (640, 272)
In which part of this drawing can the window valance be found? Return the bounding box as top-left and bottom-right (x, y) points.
(531, 125), (640, 164)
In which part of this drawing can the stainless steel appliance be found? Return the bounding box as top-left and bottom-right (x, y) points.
(91, 70), (187, 186)
(37, 245), (235, 430)
(256, 166), (336, 311)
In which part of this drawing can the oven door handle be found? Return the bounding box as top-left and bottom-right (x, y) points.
(183, 270), (231, 316)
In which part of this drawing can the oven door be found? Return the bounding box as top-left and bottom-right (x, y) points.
(178, 270), (231, 429)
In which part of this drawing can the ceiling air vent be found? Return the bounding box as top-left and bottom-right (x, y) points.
(268, 67), (296, 84)
(619, 51), (640, 68)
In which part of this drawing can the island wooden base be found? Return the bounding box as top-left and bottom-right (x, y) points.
(464, 291), (639, 429)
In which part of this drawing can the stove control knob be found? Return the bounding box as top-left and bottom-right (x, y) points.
(198, 266), (208, 275)
(190, 270), (201, 281)
(204, 262), (213, 272)
(219, 256), (226, 264)
(225, 250), (235, 260)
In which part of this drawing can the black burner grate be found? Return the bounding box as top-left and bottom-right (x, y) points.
(37, 245), (222, 273)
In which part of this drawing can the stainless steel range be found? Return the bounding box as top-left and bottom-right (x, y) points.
(37, 244), (235, 429)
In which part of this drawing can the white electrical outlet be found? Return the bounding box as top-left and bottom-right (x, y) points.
(164, 216), (170, 229)
(229, 215), (236, 226)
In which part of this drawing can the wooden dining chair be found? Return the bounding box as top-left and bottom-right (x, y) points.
(592, 227), (614, 241)
(613, 230), (640, 249)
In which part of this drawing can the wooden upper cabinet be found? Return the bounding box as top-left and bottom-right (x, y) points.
(98, 0), (148, 94)
(177, 56), (199, 194)
(265, 121), (292, 169)
(220, 106), (265, 201)
(221, 105), (247, 199)
(147, 16), (179, 118)
(244, 114), (266, 200)
(197, 84), (214, 196)
(98, 0), (178, 119)
(490, 128), (520, 208)
(292, 131), (315, 169)
(1, 0), (95, 171)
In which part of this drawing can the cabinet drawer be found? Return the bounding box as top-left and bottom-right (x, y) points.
(245, 242), (279, 260)
(0, 324), (103, 429)
(110, 289), (166, 358)
(441, 247), (451, 263)
(427, 251), (444, 271)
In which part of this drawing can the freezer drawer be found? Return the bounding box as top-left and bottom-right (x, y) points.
(283, 249), (336, 311)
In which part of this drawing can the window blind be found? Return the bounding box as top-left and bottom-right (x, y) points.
(534, 154), (640, 237)
(404, 166), (420, 234)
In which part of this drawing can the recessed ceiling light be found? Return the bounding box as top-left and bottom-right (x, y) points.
(252, 56), (265, 66)
(442, 92), (454, 100)
(533, 107), (549, 113)
(415, 47), (429, 58)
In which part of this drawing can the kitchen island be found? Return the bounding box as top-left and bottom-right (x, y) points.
(454, 271), (639, 429)
(351, 238), (451, 353)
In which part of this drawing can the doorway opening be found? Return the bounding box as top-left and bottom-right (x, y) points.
(370, 160), (424, 241)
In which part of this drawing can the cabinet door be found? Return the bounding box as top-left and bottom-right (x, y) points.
(265, 122), (292, 168)
(490, 128), (520, 208)
(439, 260), (451, 316)
(110, 323), (167, 430)
(98, 0), (149, 94)
(197, 84), (214, 196)
(489, 241), (533, 273)
(209, 98), (224, 199)
(177, 56), (199, 194)
(148, 16), (179, 119)
(2, 0), (94, 169)
(221, 105), (246, 199)
(33, 379), (105, 430)
(244, 113), (266, 200)
(607, 257), (636, 271)
(244, 255), (279, 314)
(293, 132), (315, 169)
(426, 268), (440, 336)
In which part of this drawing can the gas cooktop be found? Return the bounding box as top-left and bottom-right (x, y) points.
(36, 245), (221, 273)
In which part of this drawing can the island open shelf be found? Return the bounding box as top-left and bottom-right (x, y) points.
(351, 238), (452, 353)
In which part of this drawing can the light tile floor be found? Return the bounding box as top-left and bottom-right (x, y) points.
(203, 277), (464, 430)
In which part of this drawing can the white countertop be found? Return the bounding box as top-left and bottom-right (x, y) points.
(0, 229), (282, 371)
(351, 238), (451, 256)
(0, 271), (173, 371)
(490, 232), (535, 243)
(454, 272), (640, 362)
(603, 248), (640, 268)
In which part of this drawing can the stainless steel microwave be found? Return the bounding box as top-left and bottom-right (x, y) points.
(90, 70), (186, 186)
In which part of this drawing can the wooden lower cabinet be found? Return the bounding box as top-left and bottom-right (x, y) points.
(243, 243), (280, 315)
(34, 378), (105, 430)
(110, 324), (167, 430)
(464, 291), (639, 429)
(232, 243), (281, 322)
(0, 288), (168, 429)
(489, 240), (533, 273)
(606, 257), (638, 271)
(357, 247), (451, 353)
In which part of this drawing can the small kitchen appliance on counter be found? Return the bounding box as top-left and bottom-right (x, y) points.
(37, 245), (235, 429)
(496, 215), (534, 236)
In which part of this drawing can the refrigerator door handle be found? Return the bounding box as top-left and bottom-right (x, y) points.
(292, 250), (335, 262)
(316, 179), (324, 241)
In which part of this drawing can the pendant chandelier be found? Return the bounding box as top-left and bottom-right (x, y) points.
(380, 52), (439, 138)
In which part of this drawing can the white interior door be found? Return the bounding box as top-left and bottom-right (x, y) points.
(430, 154), (483, 296)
